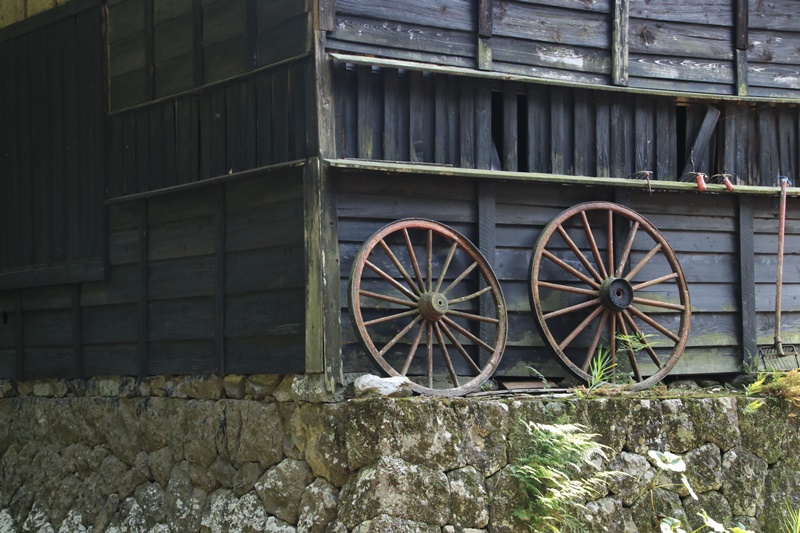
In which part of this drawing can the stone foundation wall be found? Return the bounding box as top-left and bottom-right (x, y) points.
(1, 375), (799, 532)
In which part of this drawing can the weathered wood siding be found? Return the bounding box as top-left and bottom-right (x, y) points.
(0, 5), (106, 288)
(325, 0), (800, 98)
(108, 60), (313, 197)
(108, 0), (312, 110)
(333, 63), (800, 185)
(0, 168), (307, 380)
(335, 168), (799, 380)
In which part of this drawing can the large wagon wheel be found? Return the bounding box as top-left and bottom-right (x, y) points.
(529, 202), (691, 390)
(349, 219), (508, 396)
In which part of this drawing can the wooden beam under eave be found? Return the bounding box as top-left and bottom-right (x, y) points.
(612, 0), (629, 87)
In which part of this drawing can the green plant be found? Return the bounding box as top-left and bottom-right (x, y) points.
(742, 399), (764, 415)
(578, 346), (616, 397)
(527, 366), (551, 389)
(746, 369), (800, 408)
(782, 502), (800, 533)
(510, 422), (619, 532)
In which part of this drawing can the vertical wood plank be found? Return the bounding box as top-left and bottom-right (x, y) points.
(527, 85), (551, 173)
(550, 88), (573, 175)
(476, 82), (492, 170)
(357, 65), (375, 160)
(72, 284), (82, 378)
(0, 43), (11, 268)
(655, 99), (674, 180)
(478, 0), (493, 37)
(15, 290), (23, 381)
(778, 109), (796, 179)
(503, 84), (518, 172)
(245, 0), (257, 68)
(30, 29), (50, 266)
(148, 104), (164, 190)
(477, 37), (492, 71)
(272, 67), (290, 163)
(290, 62), (309, 160)
(16, 36), (33, 267)
(135, 107), (151, 193)
(410, 71), (426, 162)
(634, 96), (655, 174)
(383, 68), (399, 161)
(738, 197), (757, 369)
(144, 0), (155, 100)
(138, 200), (149, 377)
(256, 72), (274, 166)
(319, 0), (336, 32)
(319, 161), (342, 389)
(735, 0), (748, 50)
(304, 161), (324, 374)
(612, 0), (629, 87)
(610, 96), (631, 177)
(478, 180), (495, 365)
(460, 78), (475, 169)
(193, 0), (204, 86)
(161, 102), (177, 188)
(736, 49), (748, 97)
(215, 185), (226, 375)
(574, 89), (594, 176)
(682, 105), (722, 177)
(757, 107), (778, 186)
(434, 74), (448, 164)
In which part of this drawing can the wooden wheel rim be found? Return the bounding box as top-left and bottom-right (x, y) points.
(349, 218), (508, 396)
(529, 202), (691, 390)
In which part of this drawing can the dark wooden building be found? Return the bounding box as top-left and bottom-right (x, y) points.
(0, 0), (798, 393)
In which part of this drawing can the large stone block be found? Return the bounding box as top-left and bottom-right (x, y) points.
(720, 447), (768, 516)
(338, 456), (450, 529)
(255, 458), (314, 525)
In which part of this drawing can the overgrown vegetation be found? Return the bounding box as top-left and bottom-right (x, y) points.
(745, 369), (800, 408)
(510, 422), (618, 532)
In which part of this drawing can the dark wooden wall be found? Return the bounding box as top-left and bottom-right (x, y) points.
(0, 5), (106, 288)
(108, 59), (314, 197)
(334, 168), (799, 380)
(0, 167), (307, 380)
(333, 64), (800, 185)
(108, 0), (312, 109)
(326, 0), (800, 98)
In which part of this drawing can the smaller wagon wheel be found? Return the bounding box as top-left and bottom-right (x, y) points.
(349, 219), (508, 396)
(530, 202), (691, 390)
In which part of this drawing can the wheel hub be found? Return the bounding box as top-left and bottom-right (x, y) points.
(599, 277), (634, 311)
(418, 292), (449, 321)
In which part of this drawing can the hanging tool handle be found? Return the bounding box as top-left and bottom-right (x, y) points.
(774, 176), (790, 351)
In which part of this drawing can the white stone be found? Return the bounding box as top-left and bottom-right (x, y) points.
(353, 375), (413, 398)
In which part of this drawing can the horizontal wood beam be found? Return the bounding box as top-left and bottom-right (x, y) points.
(325, 157), (800, 197)
(330, 52), (800, 106)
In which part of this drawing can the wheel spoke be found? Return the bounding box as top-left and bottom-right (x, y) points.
(627, 305), (680, 343)
(377, 240), (421, 297)
(434, 241), (459, 293)
(447, 309), (501, 324)
(441, 261), (479, 296)
(556, 224), (604, 283)
(442, 316), (495, 353)
(434, 322), (460, 387)
(618, 317), (643, 381)
(622, 310), (663, 368)
(557, 304), (604, 351)
(632, 272), (679, 291)
(378, 315), (424, 357)
(606, 209), (615, 278)
(624, 243), (663, 281)
(359, 288), (418, 308)
(440, 321), (483, 374)
(365, 261), (420, 301)
(581, 309), (609, 372)
(427, 322), (433, 388)
(615, 221), (640, 277)
(427, 229), (433, 292)
(608, 311), (617, 379)
(542, 250), (600, 288)
(581, 211), (609, 279)
(632, 296), (685, 312)
(447, 285), (493, 305)
(402, 228), (427, 294)
(543, 298), (602, 320)
(400, 322), (425, 375)
(538, 281), (598, 297)
(364, 308), (420, 327)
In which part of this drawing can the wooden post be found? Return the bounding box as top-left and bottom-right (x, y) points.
(738, 197), (758, 370)
(612, 0), (629, 87)
(735, 0), (748, 96)
(304, 160), (325, 376)
(477, 0), (492, 71)
(682, 105), (721, 176)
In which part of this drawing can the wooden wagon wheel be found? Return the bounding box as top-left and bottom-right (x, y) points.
(349, 219), (508, 396)
(529, 202), (691, 390)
